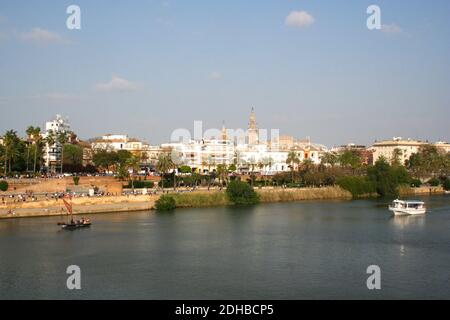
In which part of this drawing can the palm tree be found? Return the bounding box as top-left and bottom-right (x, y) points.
(57, 130), (71, 174)
(156, 153), (173, 190)
(45, 130), (56, 172)
(205, 155), (215, 190)
(321, 152), (338, 167)
(286, 151), (300, 183)
(3, 130), (19, 176)
(32, 127), (42, 175)
(45, 130), (56, 147)
(25, 126), (35, 172)
(257, 161), (264, 173)
(248, 156), (257, 173)
(300, 158), (314, 173)
(126, 155), (140, 192)
(261, 156), (273, 185)
(216, 164), (228, 187)
(392, 148), (403, 166)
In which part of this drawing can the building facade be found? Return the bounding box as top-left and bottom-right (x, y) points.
(371, 138), (428, 165)
(42, 115), (71, 172)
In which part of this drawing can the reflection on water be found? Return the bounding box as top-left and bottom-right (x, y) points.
(390, 215), (426, 229)
(0, 195), (449, 299)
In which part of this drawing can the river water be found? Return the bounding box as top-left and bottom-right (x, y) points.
(1, 195), (449, 299)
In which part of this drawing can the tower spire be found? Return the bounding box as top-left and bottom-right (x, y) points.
(248, 107), (258, 145)
(221, 120), (227, 140)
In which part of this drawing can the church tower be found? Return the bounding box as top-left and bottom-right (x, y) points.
(221, 121), (227, 141)
(248, 107), (259, 145)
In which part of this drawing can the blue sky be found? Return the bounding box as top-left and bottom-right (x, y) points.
(0, 0), (449, 146)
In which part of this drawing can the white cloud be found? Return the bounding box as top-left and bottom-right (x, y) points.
(19, 27), (68, 44)
(285, 11), (315, 28)
(94, 76), (141, 92)
(380, 23), (402, 34)
(210, 71), (222, 80)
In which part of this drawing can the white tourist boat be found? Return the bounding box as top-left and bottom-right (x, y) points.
(388, 199), (427, 216)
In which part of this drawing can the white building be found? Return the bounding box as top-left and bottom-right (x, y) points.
(162, 137), (235, 173)
(435, 141), (450, 154)
(236, 145), (290, 174)
(91, 134), (145, 151)
(91, 134), (160, 168)
(159, 109), (328, 174)
(371, 137), (428, 165)
(42, 115), (71, 172)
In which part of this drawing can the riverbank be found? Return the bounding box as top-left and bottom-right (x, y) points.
(0, 186), (352, 219)
(0, 194), (158, 219)
(399, 185), (445, 196)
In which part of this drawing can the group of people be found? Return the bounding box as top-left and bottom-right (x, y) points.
(69, 217), (91, 225)
(1, 192), (38, 204)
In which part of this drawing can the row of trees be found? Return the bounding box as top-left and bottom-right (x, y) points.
(145, 145), (450, 196)
(0, 128), (80, 177)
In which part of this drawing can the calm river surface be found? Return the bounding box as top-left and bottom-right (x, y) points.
(1, 195), (450, 299)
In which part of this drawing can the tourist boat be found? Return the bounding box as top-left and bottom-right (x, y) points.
(57, 195), (92, 230)
(388, 199), (426, 216)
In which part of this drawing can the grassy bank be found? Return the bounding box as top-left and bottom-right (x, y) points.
(170, 191), (230, 208)
(257, 186), (352, 203)
(398, 185), (445, 196)
(169, 186), (352, 209)
(2, 187), (352, 218)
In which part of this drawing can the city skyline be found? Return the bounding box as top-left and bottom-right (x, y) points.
(0, 110), (448, 149)
(1, 0), (450, 146)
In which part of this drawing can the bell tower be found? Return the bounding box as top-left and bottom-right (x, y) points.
(248, 107), (259, 145)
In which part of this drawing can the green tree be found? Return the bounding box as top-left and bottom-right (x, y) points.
(25, 126), (35, 172)
(367, 157), (410, 197)
(338, 150), (362, 172)
(228, 163), (237, 173)
(391, 148), (403, 166)
(443, 178), (450, 191)
(57, 131), (72, 174)
(321, 152), (338, 167)
(0, 144), (5, 175)
(179, 165), (192, 174)
(63, 144), (83, 167)
(117, 150), (133, 165)
(92, 149), (118, 173)
(2, 130), (21, 176)
(408, 145), (449, 179)
(31, 127), (42, 174)
(156, 153), (173, 190)
(44, 130), (56, 172)
(216, 164), (228, 186)
(226, 180), (259, 205)
(337, 176), (375, 198)
(286, 151), (299, 183)
(0, 180), (8, 191)
(125, 155), (140, 190)
(115, 150), (134, 179)
(155, 195), (176, 211)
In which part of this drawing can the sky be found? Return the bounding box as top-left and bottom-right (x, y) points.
(0, 0), (449, 147)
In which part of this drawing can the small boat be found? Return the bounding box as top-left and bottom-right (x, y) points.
(57, 196), (92, 230)
(60, 220), (91, 230)
(389, 199), (426, 216)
